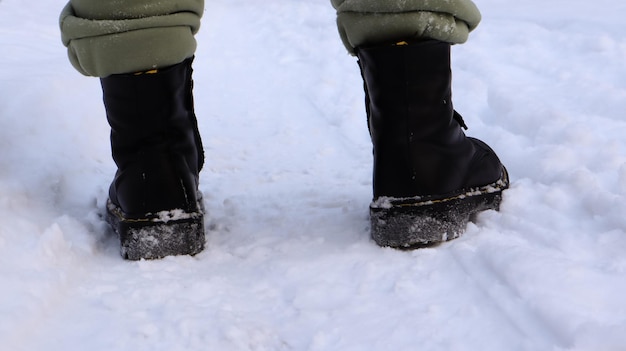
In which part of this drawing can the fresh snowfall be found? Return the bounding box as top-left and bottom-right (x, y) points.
(1, 0), (626, 350)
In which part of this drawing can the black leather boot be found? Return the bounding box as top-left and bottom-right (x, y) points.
(356, 40), (509, 248)
(101, 57), (205, 260)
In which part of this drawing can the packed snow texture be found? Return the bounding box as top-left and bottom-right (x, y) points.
(2, 0), (626, 350)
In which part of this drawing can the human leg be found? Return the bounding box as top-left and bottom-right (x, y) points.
(59, 0), (206, 259)
(331, 0), (508, 247)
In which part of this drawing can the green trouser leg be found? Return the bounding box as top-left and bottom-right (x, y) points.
(60, 0), (480, 76)
(330, 0), (481, 54)
(59, 0), (204, 77)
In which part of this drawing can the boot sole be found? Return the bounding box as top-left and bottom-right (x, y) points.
(105, 195), (206, 260)
(370, 167), (509, 248)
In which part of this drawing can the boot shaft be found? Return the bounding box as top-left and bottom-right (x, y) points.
(101, 57), (204, 175)
(357, 41), (497, 198)
(100, 58), (204, 216)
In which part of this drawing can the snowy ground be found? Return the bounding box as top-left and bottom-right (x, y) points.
(1, 0), (626, 350)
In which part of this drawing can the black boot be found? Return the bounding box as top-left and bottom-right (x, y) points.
(356, 40), (509, 248)
(101, 57), (206, 260)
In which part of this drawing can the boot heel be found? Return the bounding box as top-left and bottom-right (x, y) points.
(106, 199), (206, 260)
(370, 168), (509, 248)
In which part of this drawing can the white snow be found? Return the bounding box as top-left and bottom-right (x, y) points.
(1, 0), (626, 350)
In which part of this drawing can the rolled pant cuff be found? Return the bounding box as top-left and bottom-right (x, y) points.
(60, 3), (201, 77)
(336, 11), (473, 55)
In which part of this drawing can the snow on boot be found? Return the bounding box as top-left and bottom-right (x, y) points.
(356, 40), (509, 248)
(101, 57), (206, 260)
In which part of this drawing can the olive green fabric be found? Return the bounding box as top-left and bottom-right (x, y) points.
(331, 0), (481, 54)
(59, 0), (204, 77)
